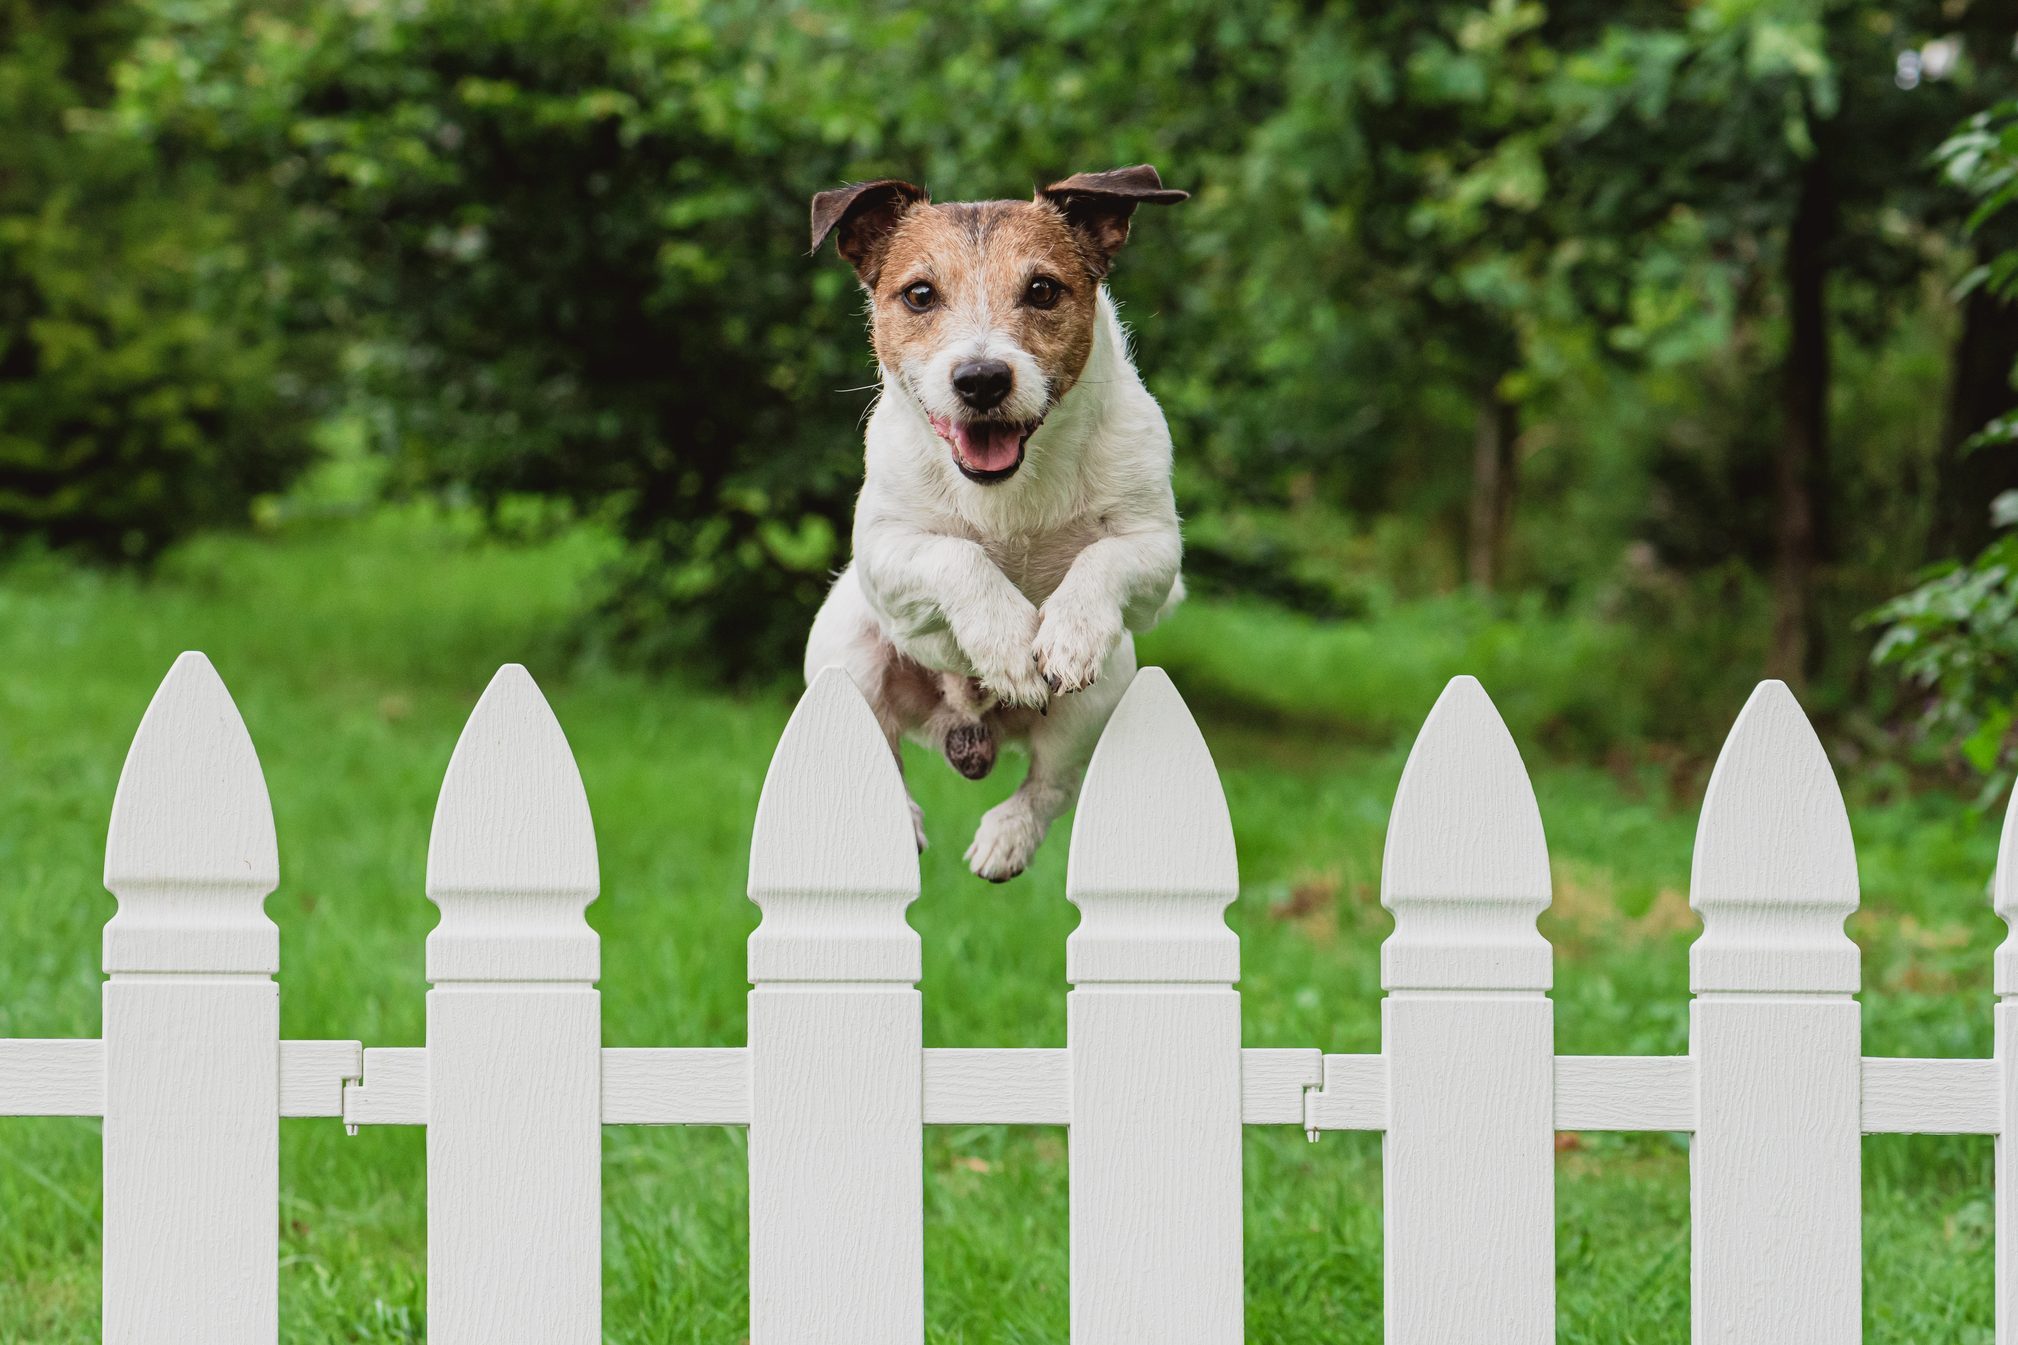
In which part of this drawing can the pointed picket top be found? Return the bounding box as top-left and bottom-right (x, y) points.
(1991, 782), (2018, 996)
(1065, 668), (1238, 984)
(1689, 680), (1859, 994)
(426, 664), (599, 984)
(1381, 675), (1552, 992)
(748, 667), (920, 983)
(103, 651), (279, 974)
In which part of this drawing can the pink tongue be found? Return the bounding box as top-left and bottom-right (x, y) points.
(956, 422), (1023, 472)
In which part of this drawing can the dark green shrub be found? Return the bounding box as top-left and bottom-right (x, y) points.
(0, 0), (312, 560)
(1868, 101), (2018, 778)
(120, 0), (873, 673)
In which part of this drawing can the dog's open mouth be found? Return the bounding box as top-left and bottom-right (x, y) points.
(929, 416), (1039, 483)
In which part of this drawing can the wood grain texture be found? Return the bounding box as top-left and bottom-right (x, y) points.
(748, 667), (920, 984)
(1381, 676), (1554, 1345)
(101, 653), (280, 1345)
(336, 1045), (1320, 1128)
(1307, 1053), (1387, 1132)
(1861, 1057), (1998, 1134)
(0, 1039), (103, 1115)
(1554, 1055), (1695, 1132)
(1690, 681), (1861, 1345)
(1239, 1047), (1323, 1126)
(103, 652), (278, 976)
(425, 664), (601, 1345)
(0, 1038), (354, 1119)
(342, 1046), (427, 1127)
(1690, 681), (1859, 997)
(602, 1047), (748, 1125)
(279, 1039), (362, 1118)
(1381, 675), (1551, 995)
(748, 668), (922, 1344)
(1066, 669), (1243, 1344)
(425, 665), (598, 985)
(1384, 997), (1553, 1344)
(924, 1048), (1067, 1125)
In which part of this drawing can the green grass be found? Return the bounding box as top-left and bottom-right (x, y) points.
(0, 510), (2004, 1341)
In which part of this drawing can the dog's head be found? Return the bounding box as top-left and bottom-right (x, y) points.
(811, 166), (1187, 485)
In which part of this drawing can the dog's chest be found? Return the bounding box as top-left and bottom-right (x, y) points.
(976, 516), (1107, 603)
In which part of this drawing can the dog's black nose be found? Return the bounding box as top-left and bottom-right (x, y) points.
(951, 359), (1014, 411)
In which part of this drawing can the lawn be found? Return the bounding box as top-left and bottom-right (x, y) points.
(0, 511), (2005, 1342)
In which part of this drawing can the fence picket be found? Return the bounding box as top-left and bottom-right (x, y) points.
(1994, 784), (2018, 1344)
(425, 665), (602, 1345)
(1379, 675), (1554, 1344)
(747, 667), (923, 1344)
(1689, 680), (1861, 1344)
(12, 651), (1998, 1335)
(101, 652), (280, 1344)
(1065, 668), (1243, 1343)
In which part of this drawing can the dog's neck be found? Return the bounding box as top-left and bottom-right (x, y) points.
(871, 289), (1139, 536)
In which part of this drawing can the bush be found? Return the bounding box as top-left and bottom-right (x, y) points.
(0, 1), (312, 559)
(1868, 101), (2018, 779)
(118, 0), (876, 673)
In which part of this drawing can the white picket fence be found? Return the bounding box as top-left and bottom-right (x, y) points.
(2, 650), (2015, 1342)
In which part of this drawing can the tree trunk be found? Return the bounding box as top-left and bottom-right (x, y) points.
(1770, 148), (1834, 687)
(1929, 280), (2018, 559)
(1466, 384), (1519, 591)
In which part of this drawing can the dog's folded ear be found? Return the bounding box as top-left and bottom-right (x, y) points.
(810, 179), (928, 281)
(1038, 165), (1188, 274)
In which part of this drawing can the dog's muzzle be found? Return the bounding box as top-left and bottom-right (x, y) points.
(930, 416), (1038, 483)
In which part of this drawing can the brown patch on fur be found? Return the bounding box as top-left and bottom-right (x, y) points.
(870, 200), (1102, 405)
(809, 179), (928, 284)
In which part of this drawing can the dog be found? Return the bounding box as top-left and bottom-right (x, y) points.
(803, 165), (1188, 881)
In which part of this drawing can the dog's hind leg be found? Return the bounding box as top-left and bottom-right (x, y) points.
(965, 639), (1136, 882)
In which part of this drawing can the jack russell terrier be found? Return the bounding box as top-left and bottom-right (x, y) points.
(804, 165), (1188, 881)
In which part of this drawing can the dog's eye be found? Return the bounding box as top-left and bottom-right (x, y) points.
(900, 282), (938, 312)
(1024, 276), (1063, 309)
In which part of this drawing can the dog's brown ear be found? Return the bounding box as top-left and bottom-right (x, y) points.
(810, 179), (928, 281)
(1038, 165), (1188, 274)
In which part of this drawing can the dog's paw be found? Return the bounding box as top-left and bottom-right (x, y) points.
(1032, 597), (1123, 695)
(958, 606), (1050, 708)
(943, 720), (996, 780)
(909, 797), (928, 854)
(965, 801), (1049, 883)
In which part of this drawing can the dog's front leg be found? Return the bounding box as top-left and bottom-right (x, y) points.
(857, 527), (1052, 707)
(1033, 524), (1181, 694)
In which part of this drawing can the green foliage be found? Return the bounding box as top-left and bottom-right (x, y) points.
(116, 0), (878, 673)
(1870, 101), (2018, 778)
(1945, 100), (2018, 302)
(1871, 519), (2018, 776)
(0, 0), (312, 560)
(10, 0), (2018, 698)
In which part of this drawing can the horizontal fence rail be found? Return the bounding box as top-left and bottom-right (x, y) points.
(1, 652), (2014, 1342)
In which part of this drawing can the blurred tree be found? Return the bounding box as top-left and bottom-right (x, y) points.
(1869, 99), (2018, 780)
(77, 0), (2017, 704)
(119, 0), (880, 674)
(0, 0), (311, 559)
(1545, 0), (2016, 684)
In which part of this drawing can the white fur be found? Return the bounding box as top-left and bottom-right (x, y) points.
(805, 289), (1184, 880)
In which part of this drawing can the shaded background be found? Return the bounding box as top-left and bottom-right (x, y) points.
(4, 1), (2018, 1339)
(6, 0), (2018, 745)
